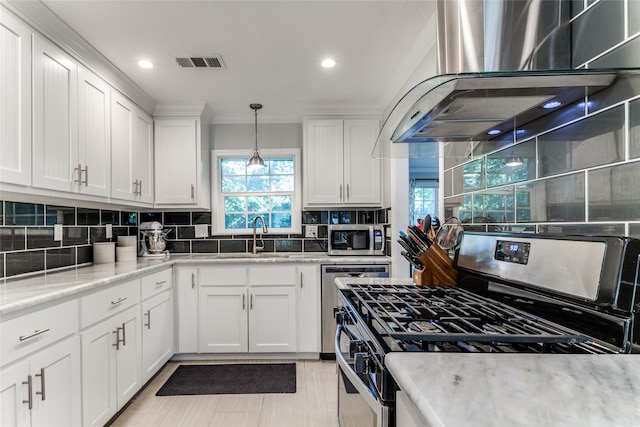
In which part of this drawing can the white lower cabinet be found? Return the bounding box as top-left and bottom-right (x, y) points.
(297, 264), (321, 353)
(141, 290), (173, 383)
(0, 336), (81, 427)
(197, 264), (299, 353)
(175, 267), (199, 353)
(80, 305), (142, 427)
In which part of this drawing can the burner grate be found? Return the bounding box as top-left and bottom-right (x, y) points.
(349, 284), (592, 344)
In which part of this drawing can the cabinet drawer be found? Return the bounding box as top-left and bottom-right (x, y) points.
(249, 265), (297, 286)
(199, 266), (246, 286)
(80, 279), (140, 328)
(1, 299), (79, 365)
(141, 268), (172, 300)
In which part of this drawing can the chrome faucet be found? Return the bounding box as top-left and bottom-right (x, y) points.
(252, 215), (268, 254)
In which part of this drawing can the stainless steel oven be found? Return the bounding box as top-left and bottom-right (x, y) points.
(335, 321), (392, 427)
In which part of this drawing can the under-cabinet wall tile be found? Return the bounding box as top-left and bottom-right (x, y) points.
(6, 250), (45, 277)
(27, 227), (58, 249)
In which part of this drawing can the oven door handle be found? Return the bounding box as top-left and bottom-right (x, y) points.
(335, 325), (384, 412)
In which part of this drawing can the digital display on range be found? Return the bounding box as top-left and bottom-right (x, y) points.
(495, 240), (531, 265)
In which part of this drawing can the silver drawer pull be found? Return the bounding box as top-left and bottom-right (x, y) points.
(19, 329), (50, 341)
(35, 368), (46, 401)
(144, 310), (151, 329)
(155, 280), (167, 286)
(110, 297), (127, 305)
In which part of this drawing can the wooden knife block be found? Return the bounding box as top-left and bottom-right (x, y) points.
(413, 244), (457, 286)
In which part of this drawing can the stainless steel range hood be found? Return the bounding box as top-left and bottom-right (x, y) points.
(372, 0), (624, 159)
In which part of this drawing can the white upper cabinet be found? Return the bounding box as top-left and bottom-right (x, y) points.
(32, 34), (79, 193)
(303, 118), (381, 207)
(111, 91), (153, 204)
(0, 10), (32, 187)
(153, 103), (212, 209)
(77, 66), (111, 197)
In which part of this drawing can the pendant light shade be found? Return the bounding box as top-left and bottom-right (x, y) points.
(247, 103), (265, 170)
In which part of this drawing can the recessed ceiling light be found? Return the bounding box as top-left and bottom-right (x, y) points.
(138, 59), (154, 69)
(321, 58), (336, 68)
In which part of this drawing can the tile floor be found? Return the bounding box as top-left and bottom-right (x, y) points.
(109, 360), (338, 427)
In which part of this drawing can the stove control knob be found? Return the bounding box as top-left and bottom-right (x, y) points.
(354, 352), (369, 374)
(334, 308), (351, 325)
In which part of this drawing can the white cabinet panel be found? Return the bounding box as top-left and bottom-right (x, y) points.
(304, 118), (381, 207)
(176, 267), (198, 353)
(111, 92), (153, 204)
(154, 119), (198, 205)
(0, 360), (31, 427)
(199, 286), (248, 353)
(32, 35), (78, 192)
(78, 66), (111, 197)
(297, 264), (321, 353)
(0, 11), (31, 186)
(248, 286), (297, 353)
(141, 291), (173, 383)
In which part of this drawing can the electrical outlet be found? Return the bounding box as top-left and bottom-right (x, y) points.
(305, 225), (318, 238)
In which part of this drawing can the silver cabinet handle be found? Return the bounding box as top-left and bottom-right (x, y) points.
(19, 329), (50, 341)
(110, 297), (127, 305)
(250, 294), (253, 310)
(137, 180), (142, 196)
(144, 310), (151, 329)
(81, 165), (88, 186)
(191, 273), (196, 289)
(155, 280), (167, 287)
(132, 181), (138, 195)
(22, 375), (33, 409)
(242, 294), (245, 310)
(121, 322), (126, 346)
(346, 184), (350, 200)
(74, 164), (82, 185)
(300, 272), (303, 288)
(191, 184), (195, 199)
(339, 184), (343, 200)
(35, 368), (45, 401)
(113, 324), (125, 350)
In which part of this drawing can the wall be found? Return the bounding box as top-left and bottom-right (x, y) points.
(442, 0), (640, 238)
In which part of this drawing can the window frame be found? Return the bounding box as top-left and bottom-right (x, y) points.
(211, 148), (302, 236)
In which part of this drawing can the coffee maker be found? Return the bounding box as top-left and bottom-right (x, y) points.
(139, 221), (170, 258)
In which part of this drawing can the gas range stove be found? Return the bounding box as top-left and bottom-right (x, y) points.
(335, 232), (640, 427)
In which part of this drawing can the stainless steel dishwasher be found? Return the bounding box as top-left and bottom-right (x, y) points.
(320, 263), (389, 357)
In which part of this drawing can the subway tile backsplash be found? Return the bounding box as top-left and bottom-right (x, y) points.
(0, 200), (390, 279)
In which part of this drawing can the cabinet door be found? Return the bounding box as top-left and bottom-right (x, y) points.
(114, 307), (142, 408)
(78, 66), (111, 197)
(110, 91), (135, 201)
(0, 360), (30, 427)
(29, 336), (81, 427)
(81, 317), (117, 427)
(343, 119), (381, 205)
(199, 286), (248, 353)
(141, 291), (173, 383)
(297, 265), (321, 353)
(248, 286), (297, 353)
(32, 35), (78, 192)
(132, 109), (153, 203)
(176, 267), (199, 353)
(304, 119), (344, 205)
(154, 119), (197, 204)
(0, 11), (31, 186)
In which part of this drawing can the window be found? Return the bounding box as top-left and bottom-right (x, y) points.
(410, 178), (439, 226)
(212, 149), (301, 235)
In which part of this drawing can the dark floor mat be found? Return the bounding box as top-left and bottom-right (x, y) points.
(156, 363), (297, 396)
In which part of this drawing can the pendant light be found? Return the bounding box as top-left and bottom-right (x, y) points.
(247, 103), (265, 170)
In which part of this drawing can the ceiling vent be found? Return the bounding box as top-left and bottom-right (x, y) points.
(175, 55), (225, 69)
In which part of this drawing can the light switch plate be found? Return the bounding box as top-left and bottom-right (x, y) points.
(105, 224), (113, 239)
(305, 225), (318, 238)
(194, 224), (209, 238)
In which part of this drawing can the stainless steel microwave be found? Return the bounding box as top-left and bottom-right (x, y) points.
(327, 224), (385, 256)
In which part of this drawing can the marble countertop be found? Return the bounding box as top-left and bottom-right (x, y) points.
(0, 253), (390, 316)
(386, 352), (640, 427)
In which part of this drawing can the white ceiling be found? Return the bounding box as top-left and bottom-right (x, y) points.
(40, 0), (436, 123)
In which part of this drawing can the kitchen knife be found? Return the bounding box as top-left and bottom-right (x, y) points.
(408, 225), (431, 249)
(425, 215), (436, 242)
(401, 250), (423, 269)
(398, 233), (422, 256)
